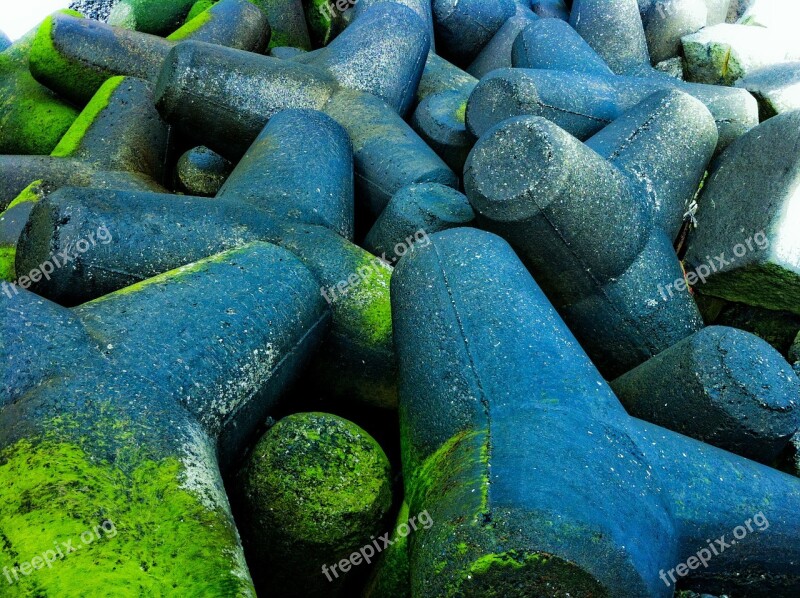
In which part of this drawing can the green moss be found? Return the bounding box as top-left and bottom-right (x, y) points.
(303, 0), (345, 46)
(167, 7), (213, 40)
(185, 0), (217, 23)
(28, 14), (111, 105)
(241, 412), (392, 549)
(457, 550), (610, 597)
(0, 245), (15, 281)
(700, 261), (800, 316)
(454, 101), (467, 124)
(363, 501), (412, 598)
(337, 250), (393, 347)
(6, 180), (46, 211)
(0, 26), (81, 155)
(267, 31), (292, 49)
(0, 437), (254, 595)
(108, 0), (199, 35)
(50, 77), (125, 158)
(406, 430), (489, 523)
(87, 243), (250, 303)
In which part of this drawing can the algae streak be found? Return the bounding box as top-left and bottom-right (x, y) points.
(50, 77), (125, 158)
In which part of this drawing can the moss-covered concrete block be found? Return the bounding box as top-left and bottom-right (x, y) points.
(1, 242), (330, 593)
(0, 10), (82, 155)
(176, 145), (233, 196)
(30, 0), (269, 105)
(236, 412), (392, 596)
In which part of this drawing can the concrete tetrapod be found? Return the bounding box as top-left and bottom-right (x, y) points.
(393, 227), (800, 597)
(153, 4), (456, 216)
(0, 10), (83, 155)
(465, 90), (712, 377)
(480, 12), (758, 154)
(14, 109), (394, 408)
(611, 326), (800, 463)
(0, 242), (329, 594)
(235, 412), (393, 596)
(685, 110), (800, 317)
(29, 0), (270, 106)
(0, 76), (168, 280)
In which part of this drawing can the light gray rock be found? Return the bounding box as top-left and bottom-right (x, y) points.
(682, 22), (800, 85)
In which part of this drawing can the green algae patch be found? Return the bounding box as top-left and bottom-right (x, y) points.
(331, 246), (394, 349)
(29, 14), (112, 106)
(167, 7), (213, 41)
(454, 101), (467, 124)
(304, 0), (346, 47)
(0, 245), (16, 281)
(6, 180), (46, 211)
(700, 261), (800, 316)
(86, 243), (253, 304)
(240, 412), (393, 550)
(0, 438), (254, 595)
(237, 412), (393, 593)
(363, 501), (412, 598)
(405, 429), (489, 523)
(108, 0), (198, 35)
(0, 40), (80, 154)
(50, 77), (125, 158)
(185, 0), (217, 23)
(455, 550), (610, 597)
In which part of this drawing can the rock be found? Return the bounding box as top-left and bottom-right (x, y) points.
(69, 0), (121, 21)
(611, 326), (800, 462)
(682, 23), (800, 86)
(655, 55), (685, 78)
(175, 146), (233, 196)
(236, 412), (392, 597)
